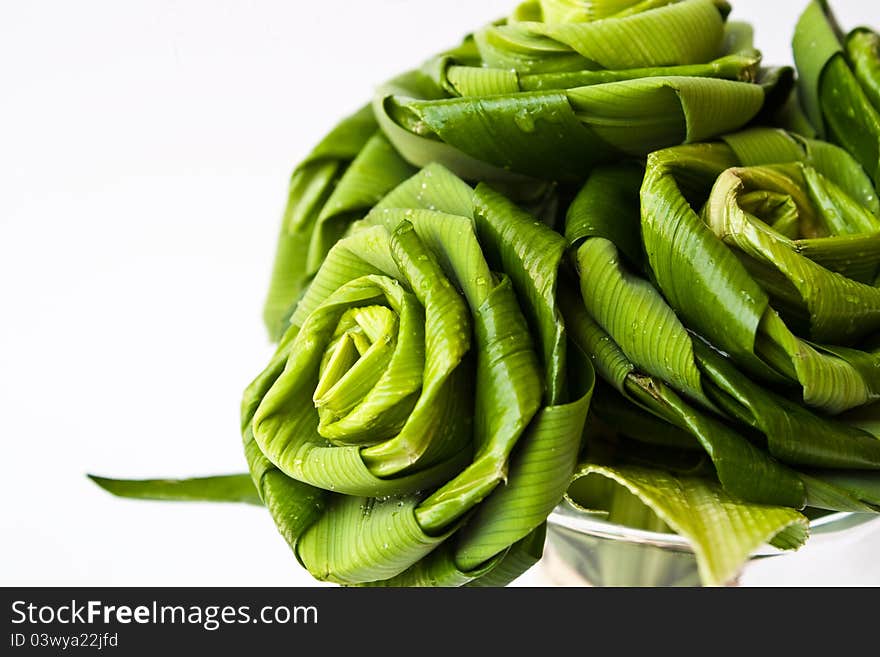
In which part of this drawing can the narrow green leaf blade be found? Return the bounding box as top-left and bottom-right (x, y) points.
(89, 474), (262, 505)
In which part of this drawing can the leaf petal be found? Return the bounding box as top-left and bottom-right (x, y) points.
(567, 464), (809, 586)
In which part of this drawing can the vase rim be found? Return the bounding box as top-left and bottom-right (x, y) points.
(548, 500), (879, 556)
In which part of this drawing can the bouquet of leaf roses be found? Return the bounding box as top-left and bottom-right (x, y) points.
(94, 0), (880, 587)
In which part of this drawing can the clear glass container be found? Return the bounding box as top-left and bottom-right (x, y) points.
(535, 501), (880, 586)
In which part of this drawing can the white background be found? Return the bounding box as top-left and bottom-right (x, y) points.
(2, 0), (879, 587)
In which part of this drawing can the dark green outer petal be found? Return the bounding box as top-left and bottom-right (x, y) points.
(373, 71), (537, 185)
(793, 0), (843, 136)
(641, 143), (772, 375)
(565, 163), (645, 267)
(793, 1), (880, 185)
(473, 184), (568, 403)
(695, 342), (880, 470)
(306, 134), (416, 276)
(386, 76), (762, 182)
(451, 343), (594, 571)
(847, 28), (880, 113)
(263, 105), (379, 340)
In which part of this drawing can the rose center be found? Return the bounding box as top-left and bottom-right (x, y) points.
(313, 305), (399, 428)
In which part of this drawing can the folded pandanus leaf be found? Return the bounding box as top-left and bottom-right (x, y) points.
(374, 0), (782, 182)
(704, 165), (880, 338)
(263, 106), (416, 340)
(641, 128), (880, 415)
(847, 28), (880, 112)
(794, 1), (880, 186)
(255, 165), (596, 584)
(566, 465), (809, 586)
(96, 165), (593, 586)
(473, 0), (750, 76)
(89, 1), (880, 588)
(564, 132), (880, 509)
